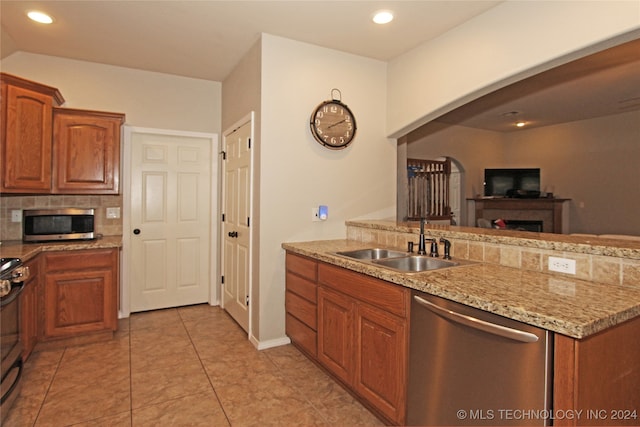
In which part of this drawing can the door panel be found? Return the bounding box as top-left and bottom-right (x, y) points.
(222, 121), (252, 331)
(130, 131), (211, 312)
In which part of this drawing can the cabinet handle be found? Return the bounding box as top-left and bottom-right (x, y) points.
(228, 231), (238, 238)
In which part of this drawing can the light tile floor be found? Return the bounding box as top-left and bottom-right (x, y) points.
(4, 304), (384, 426)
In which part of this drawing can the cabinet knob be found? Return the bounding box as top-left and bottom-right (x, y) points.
(133, 229), (141, 235)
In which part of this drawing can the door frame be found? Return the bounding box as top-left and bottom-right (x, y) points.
(220, 112), (255, 338)
(121, 125), (219, 318)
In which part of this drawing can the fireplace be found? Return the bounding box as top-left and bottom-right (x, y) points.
(467, 198), (571, 234)
(502, 219), (543, 232)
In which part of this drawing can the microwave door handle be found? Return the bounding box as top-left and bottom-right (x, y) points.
(413, 295), (539, 343)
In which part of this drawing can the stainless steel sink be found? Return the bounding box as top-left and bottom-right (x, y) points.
(372, 256), (460, 272)
(334, 248), (474, 273)
(335, 248), (407, 260)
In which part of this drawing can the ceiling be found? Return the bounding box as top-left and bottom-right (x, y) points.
(0, 0), (501, 82)
(2, 1), (638, 133)
(432, 37), (640, 133)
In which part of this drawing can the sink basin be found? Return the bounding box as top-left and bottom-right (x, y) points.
(335, 248), (408, 260)
(372, 256), (460, 272)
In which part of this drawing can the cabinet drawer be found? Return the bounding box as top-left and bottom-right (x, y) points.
(286, 272), (317, 303)
(286, 253), (317, 281)
(44, 249), (117, 272)
(286, 290), (317, 330)
(286, 313), (317, 357)
(318, 262), (408, 318)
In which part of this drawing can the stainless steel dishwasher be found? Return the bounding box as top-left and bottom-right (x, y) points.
(407, 291), (552, 426)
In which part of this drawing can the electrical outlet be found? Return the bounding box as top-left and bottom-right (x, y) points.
(106, 207), (120, 219)
(548, 256), (576, 274)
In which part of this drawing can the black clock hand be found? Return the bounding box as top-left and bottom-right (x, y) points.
(328, 119), (346, 129)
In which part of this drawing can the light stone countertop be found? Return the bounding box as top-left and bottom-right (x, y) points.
(0, 236), (122, 262)
(282, 239), (640, 339)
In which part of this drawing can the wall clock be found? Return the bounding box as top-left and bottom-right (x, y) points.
(310, 89), (357, 149)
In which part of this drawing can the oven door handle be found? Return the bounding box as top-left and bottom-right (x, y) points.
(0, 283), (24, 307)
(0, 357), (23, 405)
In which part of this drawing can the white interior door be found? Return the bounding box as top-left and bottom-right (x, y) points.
(221, 120), (252, 332)
(129, 130), (212, 312)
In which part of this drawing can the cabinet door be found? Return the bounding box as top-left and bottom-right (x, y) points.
(52, 109), (124, 194)
(355, 303), (408, 425)
(1, 85), (53, 193)
(317, 286), (355, 386)
(20, 258), (40, 361)
(43, 249), (118, 339)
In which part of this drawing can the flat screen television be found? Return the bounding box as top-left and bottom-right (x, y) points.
(483, 168), (540, 198)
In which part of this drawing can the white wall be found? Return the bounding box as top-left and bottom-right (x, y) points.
(388, 0), (640, 138)
(221, 40), (263, 340)
(1, 52), (221, 133)
(258, 34), (393, 343)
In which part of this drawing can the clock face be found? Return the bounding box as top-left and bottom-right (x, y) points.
(310, 100), (357, 149)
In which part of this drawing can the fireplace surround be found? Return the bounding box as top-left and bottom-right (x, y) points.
(467, 198), (570, 234)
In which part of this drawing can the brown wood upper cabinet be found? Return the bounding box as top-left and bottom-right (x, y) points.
(0, 73), (64, 193)
(0, 73), (125, 194)
(52, 108), (124, 194)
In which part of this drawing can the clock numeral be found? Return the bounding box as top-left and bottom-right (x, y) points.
(316, 111), (324, 119)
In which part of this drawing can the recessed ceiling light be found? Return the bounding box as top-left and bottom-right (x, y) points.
(27, 11), (53, 24)
(515, 121), (526, 127)
(373, 10), (394, 24)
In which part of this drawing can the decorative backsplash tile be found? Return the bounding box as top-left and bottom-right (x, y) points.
(0, 194), (123, 241)
(346, 220), (640, 287)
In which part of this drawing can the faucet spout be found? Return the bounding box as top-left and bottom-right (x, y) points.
(417, 219), (427, 255)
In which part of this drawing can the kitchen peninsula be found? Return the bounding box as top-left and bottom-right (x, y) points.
(283, 220), (640, 426)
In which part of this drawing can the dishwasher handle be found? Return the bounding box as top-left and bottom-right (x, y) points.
(413, 295), (539, 343)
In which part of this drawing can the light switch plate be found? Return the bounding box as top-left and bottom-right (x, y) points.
(11, 210), (21, 223)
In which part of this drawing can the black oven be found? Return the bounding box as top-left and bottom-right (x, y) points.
(1, 258), (29, 416)
(23, 208), (95, 242)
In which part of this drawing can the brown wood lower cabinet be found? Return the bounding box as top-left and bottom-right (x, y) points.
(19, 257), (40, 361)
(554, 315), (640, 426)
(42, 249), (118, 339)
(286, 254), (410, 426)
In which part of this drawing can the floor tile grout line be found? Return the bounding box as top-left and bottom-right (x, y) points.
(127, 317), (134, 426)
(31, 346), (66, 426)
(179, 307), (233, 427)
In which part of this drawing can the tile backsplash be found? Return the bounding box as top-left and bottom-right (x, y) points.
(0, 194), (123, 241)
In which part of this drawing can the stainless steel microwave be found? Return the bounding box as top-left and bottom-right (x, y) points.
(22, 208), (95, 242)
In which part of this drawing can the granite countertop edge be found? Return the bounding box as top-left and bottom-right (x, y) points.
(0, 236), (123, 262)
(282, 239), (640, 340)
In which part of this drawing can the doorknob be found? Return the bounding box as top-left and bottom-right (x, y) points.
(133, 229), (141, 235)
(228, 231), (238, 238)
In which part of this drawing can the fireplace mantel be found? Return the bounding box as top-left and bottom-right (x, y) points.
(467, 198), (571, 234)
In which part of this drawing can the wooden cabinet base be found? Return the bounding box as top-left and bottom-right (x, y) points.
(554, 316), (640, 426)
(42, 249), (118, 340)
